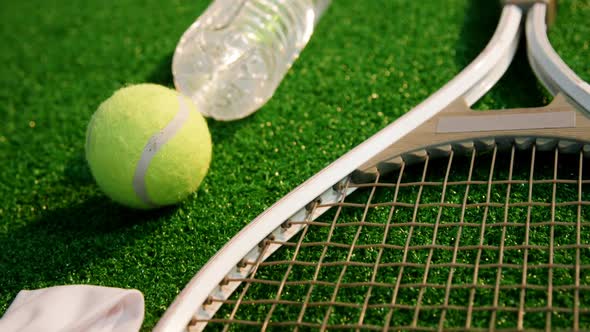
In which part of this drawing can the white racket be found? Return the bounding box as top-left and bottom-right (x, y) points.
(156, 1), (590, 331)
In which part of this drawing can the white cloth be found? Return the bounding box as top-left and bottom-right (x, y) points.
(0, 285), (144, 332)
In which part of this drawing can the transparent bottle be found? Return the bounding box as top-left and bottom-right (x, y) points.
(172, 0), (330, 120)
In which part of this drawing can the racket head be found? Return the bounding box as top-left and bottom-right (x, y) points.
(206, 145), (590, 330)
(183, 94), (590, 331)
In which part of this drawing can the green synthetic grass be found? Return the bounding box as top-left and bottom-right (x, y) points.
(0, 0), (589, 330)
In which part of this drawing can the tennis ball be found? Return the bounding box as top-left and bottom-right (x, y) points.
(85, 84), (212, 209)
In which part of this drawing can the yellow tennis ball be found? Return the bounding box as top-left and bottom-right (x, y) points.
(85, 84), (212, 209)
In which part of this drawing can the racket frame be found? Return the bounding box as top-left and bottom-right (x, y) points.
(155, 1), (590, 331)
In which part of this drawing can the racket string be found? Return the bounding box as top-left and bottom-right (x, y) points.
(202, 144), (590, 331)
(545, 148), (559, 329)
(260, 200), (316, 330)
(516, 143), (536, 330)
(319, 171), (380, 330)
(289, 176), (371, 330)
(440, 147), (480, 329)
(382, 154), (426, 330)
(574, 149), (584, 331)
(412, 148), (456, 329)
(466, 144), (499, 329)
(357, 159), (407, 330)
(490, 144), (516, 328)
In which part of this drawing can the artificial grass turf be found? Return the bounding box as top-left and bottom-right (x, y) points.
(0, 0), (588, 330)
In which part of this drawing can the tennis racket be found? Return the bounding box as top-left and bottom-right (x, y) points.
(156, 1), (590, 331)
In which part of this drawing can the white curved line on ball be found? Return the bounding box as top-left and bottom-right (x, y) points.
(133, 96), (192, 207)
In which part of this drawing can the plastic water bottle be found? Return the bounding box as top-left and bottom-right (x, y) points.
(172, 0), (330, 120)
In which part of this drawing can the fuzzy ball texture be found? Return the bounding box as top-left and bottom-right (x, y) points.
(85, 84), (212, 209)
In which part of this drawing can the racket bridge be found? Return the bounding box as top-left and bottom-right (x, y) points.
(354, 94), (590, 184)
